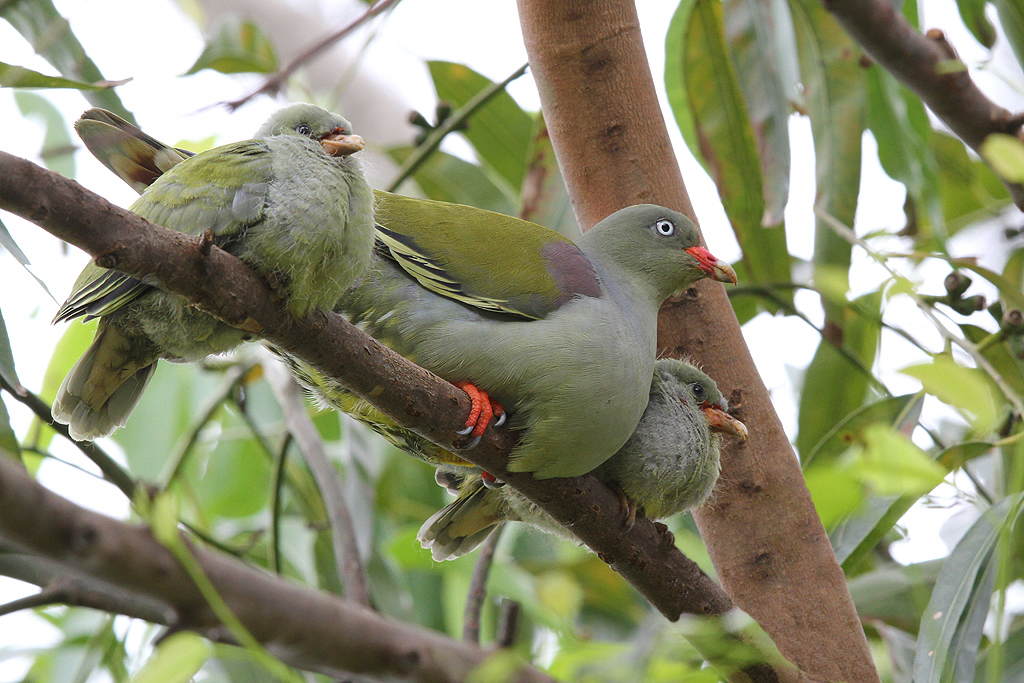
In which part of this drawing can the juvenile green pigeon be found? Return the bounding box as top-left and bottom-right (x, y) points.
(53, 104), (375, 441)
(72, 110), (738, 480)
(419, 358), (747, 560)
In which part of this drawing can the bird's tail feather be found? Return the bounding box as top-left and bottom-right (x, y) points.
(52, 323), (157, 441)
(417, 479), (506, 561)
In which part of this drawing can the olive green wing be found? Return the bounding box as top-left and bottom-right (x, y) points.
(372, 191), (600, 321)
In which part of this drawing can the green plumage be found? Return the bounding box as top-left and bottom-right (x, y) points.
(418, 359), (741, 561)
(71, 107), (739, 481)
(55, 104), (375, 441)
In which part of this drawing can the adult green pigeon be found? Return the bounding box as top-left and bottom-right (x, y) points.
(338, 196), (736, 479)
(53, 104), (375, 441)
(72, 109), (738, 480)
(419, 358), (747, 560)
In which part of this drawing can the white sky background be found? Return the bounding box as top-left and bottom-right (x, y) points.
(0, 0), (1023, 678)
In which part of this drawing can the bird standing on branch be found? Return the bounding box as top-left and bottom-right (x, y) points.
(71, 108), (737, 485)
(53, 104), (374, 441)
(419, 358), (747, 560)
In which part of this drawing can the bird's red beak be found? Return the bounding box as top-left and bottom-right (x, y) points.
(320, 128), (365, 157)
(701, 402), (748, 441)
(686, 246), (737, 284)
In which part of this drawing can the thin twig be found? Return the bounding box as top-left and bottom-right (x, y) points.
(462, 524), (503, 644)
(816, 208), (1024, 419)
(0, 376), (137, 498)
(494, 598), (520, 649)
(386, 63), (529, 192)
(269, 433), (292, 574)
(261, 355), (371, 609)
(822, 0), (1024, 209)
(163, 363), (254, 486)
(223, 0), (404, 110)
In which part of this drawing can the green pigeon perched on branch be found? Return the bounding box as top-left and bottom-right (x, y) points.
(338, 196), (736, 479)
(53, 104), (375, 441)
(419, 358), (747, 561)
(72, 108), (738, 481)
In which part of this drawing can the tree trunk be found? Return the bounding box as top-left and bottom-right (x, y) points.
(516, 1), (879, 681)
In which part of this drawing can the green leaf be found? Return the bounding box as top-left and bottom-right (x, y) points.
(185, 20), (278, 75)
(0, 60), (125, 90)
(962, 323), (1024, 396)
(519, 115), (579, 239)
(35, 318), (98, 450)
(846, 424), (946, 496)
(428, 61), (533, 193)
(828, 394), (926, 568)
(932, 132), (1010, 231)
(130, 632), (211, 683)
(955, 0), (997, 48)
(866, 66), (945, 242)
(833, 494), (914, 569)
(389, 147), (516, 215)
(722, 0), (798, 226)
(980, 133), (1024, 183)
(796, 290), (882, 461)
(0, 307), (22, 394)
(0, 216), (55, 301)
(0, 0), (133, 119)
(803, 465), (865, 529)
(193, 436), (271, 518)
(807, 393), (922, 466)
(914, 494), (1024, 683)
(997, 0), (1024, 75)
(666, 0), (791, 295)
(790, 0), (867, 322)
(0, 394), (21, 460)
(848, 560), (943, 633)
(15, 90), (75, 176)
(901, 354), (999, 433)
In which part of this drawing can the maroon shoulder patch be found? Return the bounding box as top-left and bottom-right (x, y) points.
(540, 241), (601, 308)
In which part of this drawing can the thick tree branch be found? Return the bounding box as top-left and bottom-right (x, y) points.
(516, 1), (878, 682)
(0, 150), (730, 619)
(823, 0), (1024, 209)
(0, 456), (551, 682)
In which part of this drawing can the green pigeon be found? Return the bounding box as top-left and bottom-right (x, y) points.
(71, 109), (738, 481)
(53, 104), (375, 441)
(337, 195), (736, 479)
(418, 358), (747, 561)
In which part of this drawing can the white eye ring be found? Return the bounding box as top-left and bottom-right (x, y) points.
(297, 123), (312, 136)
(654, 219), (675, 236)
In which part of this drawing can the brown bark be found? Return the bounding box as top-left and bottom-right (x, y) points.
(0, 456), (552, 683)
(0, 149), (731, 620)
(516, 1), (879, 682)
(822, 0), (1024, 210)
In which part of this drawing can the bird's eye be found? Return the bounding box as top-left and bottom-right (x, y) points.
(654, 219), (675, 236)
(690, 382), (705, 401)
(296, 123), (312, 136)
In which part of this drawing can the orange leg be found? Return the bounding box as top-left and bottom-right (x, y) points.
(453, 381), (506, 440)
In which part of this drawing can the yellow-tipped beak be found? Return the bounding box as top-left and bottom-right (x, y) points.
(702, 404), (748, 441)
(321, 133), (365, 157)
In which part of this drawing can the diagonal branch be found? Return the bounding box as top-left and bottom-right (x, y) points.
(0, 150), (731, 620)
(822, 0), (1024, 210)
(0, 456), (552, 682)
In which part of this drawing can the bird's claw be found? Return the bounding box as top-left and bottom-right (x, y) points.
(453, 381), (505, 440)
(481, 470), (505, 488)
(608, 481), (637, 531)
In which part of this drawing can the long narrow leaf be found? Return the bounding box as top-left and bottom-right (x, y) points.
(913, 493), (1024, 683)
(1, 0), (133, 119)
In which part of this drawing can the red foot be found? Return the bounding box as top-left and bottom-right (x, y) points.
(453, 381), (505, 439)
(480, 470), (506, 489)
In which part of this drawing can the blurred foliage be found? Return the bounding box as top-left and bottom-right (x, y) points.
(2, 0), (1024, 681)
